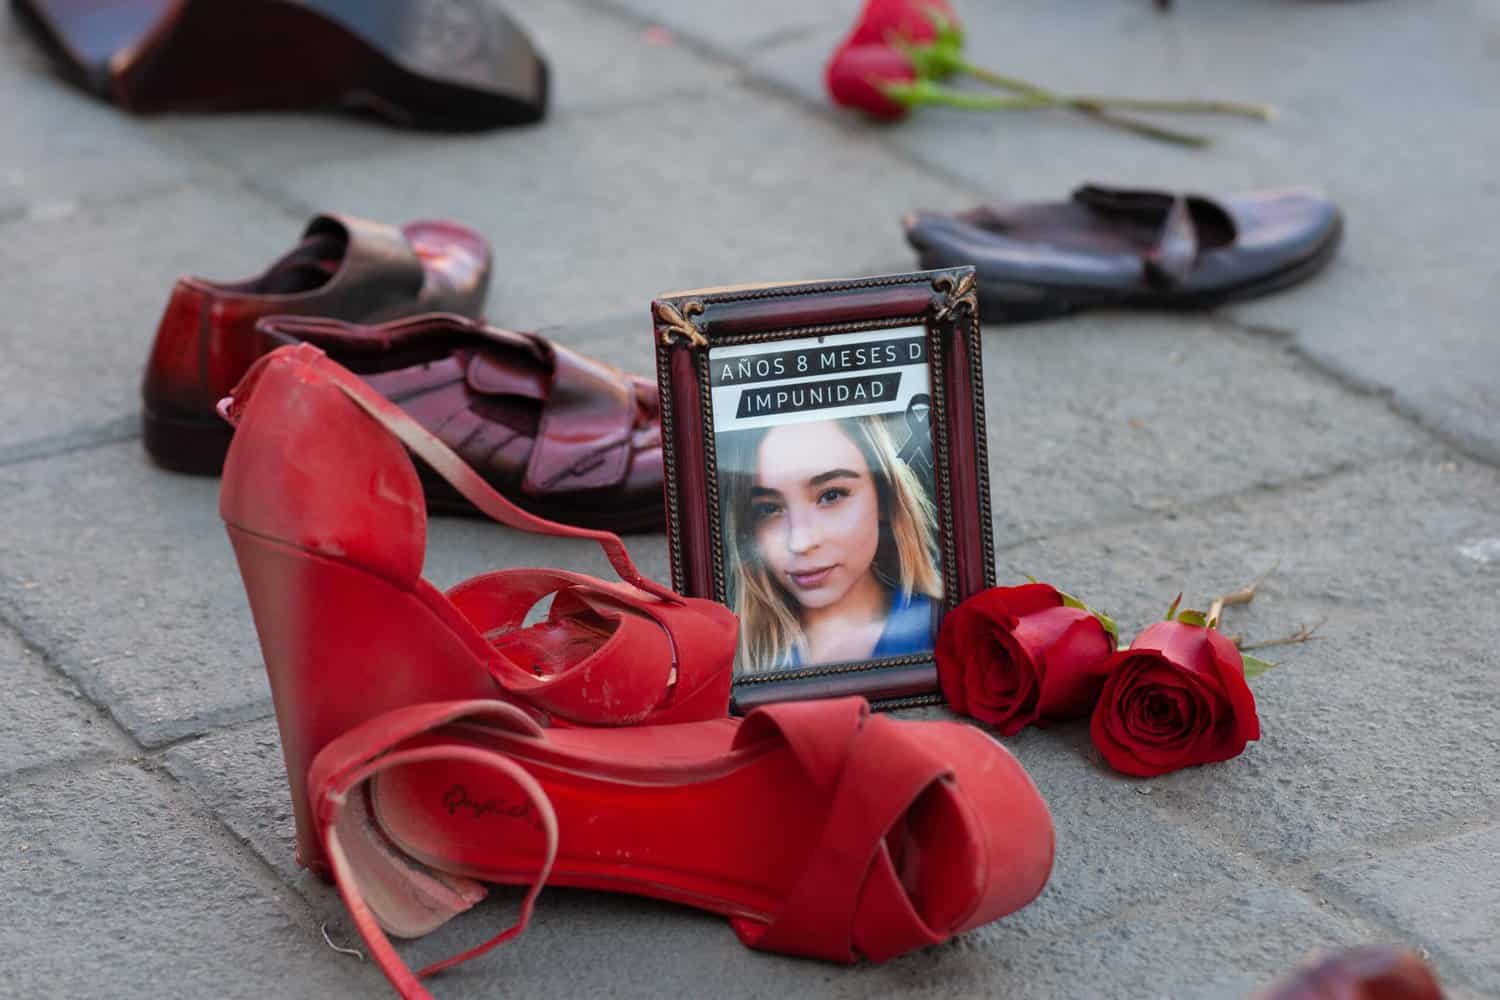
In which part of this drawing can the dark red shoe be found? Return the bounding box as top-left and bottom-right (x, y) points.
(141, 213), (490, 474)
(13, 0), (549, 130)
(256, 314), (667, 534)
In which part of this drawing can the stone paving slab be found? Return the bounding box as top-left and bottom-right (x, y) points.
(162, 718), (301, 884)
(593, 0), (858, 56)
(0, 442), (268, 747)
(373, 880), (1366, 1000)
(995, 721), (1260, 942)
(951, 885), (1368, 1000)
(1317, 826), (1500, 995)
(0, 762), (384, 998)
(973, 314), (1428, 544)
(0, 180), (304, 452)
(261, 84), (979, 330)
(1005, 452), (1500, 866)
(156, 0), (738, 178)
(0, 623), (127, 777)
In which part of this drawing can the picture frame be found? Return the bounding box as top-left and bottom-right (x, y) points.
(652, 266), (996, 712)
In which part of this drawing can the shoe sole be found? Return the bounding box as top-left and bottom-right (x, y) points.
(115, 0), (548, 130)
(923, 217), (1344, 324)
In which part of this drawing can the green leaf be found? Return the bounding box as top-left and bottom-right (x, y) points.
(1164, 592), (1183, 621)
(1056, 588), (1120, 647)
(1175, 609), (1209, 628)
(1094, 609), (1121, 647)
(924, 4), (967, 48)
(898, 37), (965, 80)
(1242, 653), (1278, 679)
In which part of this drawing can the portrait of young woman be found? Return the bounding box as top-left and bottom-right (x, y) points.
(717, 413), (944, 676)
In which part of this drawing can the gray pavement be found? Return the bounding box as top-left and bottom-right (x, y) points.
(1, 1), (1497, 997)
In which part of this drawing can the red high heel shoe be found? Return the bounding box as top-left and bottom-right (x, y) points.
(311, 698), (1055, 997)
(218, 344), (735, 875)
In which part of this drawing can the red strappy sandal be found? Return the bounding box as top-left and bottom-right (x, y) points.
(311, 697), (1055, 997)
(218, 344), (736, 875)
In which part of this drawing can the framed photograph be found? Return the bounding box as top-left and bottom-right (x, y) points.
(652, 267), (995, 712)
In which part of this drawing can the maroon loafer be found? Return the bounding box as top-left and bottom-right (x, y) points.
(141, 212), (491, 475)
(255, 314), (665, 534)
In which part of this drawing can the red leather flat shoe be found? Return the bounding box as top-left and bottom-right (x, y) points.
(219, 344), (735, 875)
(256, 313), (665, 533)
(142, 212), (490, 475)
(311, 698), (1055, 996)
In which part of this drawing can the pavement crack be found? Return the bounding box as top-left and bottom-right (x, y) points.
(999, 443), (1439, 550)
(0, 414), (142, 469)
(1208, 314), (1500, 471)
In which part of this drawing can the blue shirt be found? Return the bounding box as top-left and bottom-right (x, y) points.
(781, 591), (936, 668)
(872, 591), (937, 659)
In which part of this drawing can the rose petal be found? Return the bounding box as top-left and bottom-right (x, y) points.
(968, 628), (1041, 735)
(994, 582), (1065, 620)
(846, 0), (958, 47)
(1205, 628), (1262, 744)
(1031, 610), (1115, 722)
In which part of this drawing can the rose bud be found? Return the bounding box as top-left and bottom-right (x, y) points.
(936, 582), (1117, 736)
(1090, 615), (1261, 778)
(844, 0), (961, 48)
(825, 44), (919, 121)
(1254, 945), (1444, 1000)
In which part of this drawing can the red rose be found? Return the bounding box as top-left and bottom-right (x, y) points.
(936, 583), (1117, 737)
(844, 0), (959, 47)
(824, 44), (918, 121)
(1090, 619), (1261, 778)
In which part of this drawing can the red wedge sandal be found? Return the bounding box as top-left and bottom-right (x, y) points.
(218, 344), (736, 875)
(311, 698), (1055, 997)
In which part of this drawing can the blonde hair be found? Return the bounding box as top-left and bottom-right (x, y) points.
(720, 415), (942, 674)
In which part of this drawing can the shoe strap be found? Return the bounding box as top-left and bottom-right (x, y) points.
(331, 364), (680, 604)
(224, 343), (680, 605)
(729, 698), (953, 962)
(311, 701), (559, 1000)
(1071, 184), (1200, 286)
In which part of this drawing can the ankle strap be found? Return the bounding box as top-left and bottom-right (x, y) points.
(313, 701), (559, 999)
(222, 345), (681, 605)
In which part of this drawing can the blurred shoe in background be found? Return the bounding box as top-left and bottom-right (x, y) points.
(12, 0), (549, 129)
(904, 184), (1342, 323)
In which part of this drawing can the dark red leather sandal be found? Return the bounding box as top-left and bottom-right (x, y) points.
(255, 314), (666, 534)
(143, 213), (490, 475)
(310, 697), (1055, 997)
(218, 344), (735, 875)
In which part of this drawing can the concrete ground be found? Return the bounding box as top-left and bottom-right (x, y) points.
(1, 1), (1497, 997)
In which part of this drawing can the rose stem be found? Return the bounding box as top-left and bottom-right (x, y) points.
(947, 66), (1211, 146)
(894, 84), (1203, 147)
(962, 63), (1273, 120)
(1208, 563), (1281, 627)
(1238, 618), (1327, 652)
